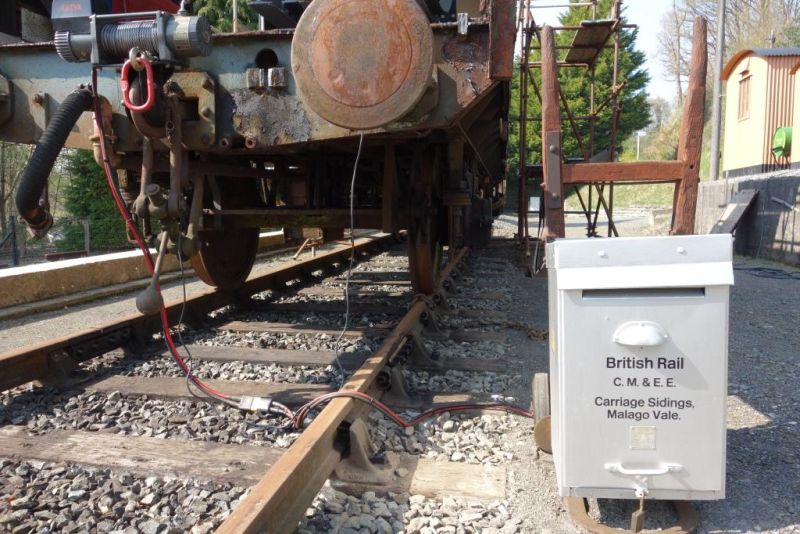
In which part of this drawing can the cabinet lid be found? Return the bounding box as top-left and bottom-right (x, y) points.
(547, 235), (734, 290)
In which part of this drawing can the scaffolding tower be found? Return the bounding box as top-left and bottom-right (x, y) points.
(516, 0), (708, 265)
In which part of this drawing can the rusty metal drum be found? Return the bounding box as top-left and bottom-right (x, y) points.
(291, 0), (434, 130)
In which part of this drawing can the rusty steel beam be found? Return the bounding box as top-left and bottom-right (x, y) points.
(0, 236), (395, 393)
(204, 209), (388, 230)
(217, 247), (469, 534)
(489, 0), (517, 80)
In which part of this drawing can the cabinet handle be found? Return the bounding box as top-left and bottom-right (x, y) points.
(605, 462), (683, 477)
(612, 321), (669, 347)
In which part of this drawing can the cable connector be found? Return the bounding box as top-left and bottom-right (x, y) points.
(239, 395), (274, 414)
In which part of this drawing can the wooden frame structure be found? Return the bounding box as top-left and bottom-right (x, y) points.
(516, 1), (708, 243)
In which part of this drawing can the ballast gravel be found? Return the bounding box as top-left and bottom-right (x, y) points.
(0, 458), (248, 534)
(299, 484), (521, 534)
(405, 370), (521, 394)
(367, 412), (522, 465)
(117, 356), (343, 385)
(423, 340), (511, 361)
(1, 389), (300, 448)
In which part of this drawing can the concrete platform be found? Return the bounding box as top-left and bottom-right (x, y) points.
(0, 231), (284, 308)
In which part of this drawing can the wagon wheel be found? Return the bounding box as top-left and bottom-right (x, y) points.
(408, 146), (444, 295)
(192, 226), (260, 290)
(533, 372), (552, 453)
(191, 178), (261, 291)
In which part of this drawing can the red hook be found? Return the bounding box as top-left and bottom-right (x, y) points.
(121, 56), (156, 113)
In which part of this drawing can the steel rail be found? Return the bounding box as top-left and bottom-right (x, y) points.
(0, 234), (396, 392)
(217, 247), (469, 534)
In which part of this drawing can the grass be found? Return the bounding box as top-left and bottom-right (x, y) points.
(563, 183), (675, 211)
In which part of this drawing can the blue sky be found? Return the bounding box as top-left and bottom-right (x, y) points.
(534, 0), (674, 102)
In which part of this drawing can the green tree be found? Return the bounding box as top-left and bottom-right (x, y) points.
(555, 0), (651, 159)
(0, 142), (32, 233)
(59, 150), (128, 252)
(620, 96), (681, 162)
(507, 0), (652, 204)
(192, 0), (258, 32)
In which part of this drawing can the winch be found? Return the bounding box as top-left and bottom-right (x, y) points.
(51, 0), (212, 65)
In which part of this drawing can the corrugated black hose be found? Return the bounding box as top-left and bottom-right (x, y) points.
(16, 86), (94, 236)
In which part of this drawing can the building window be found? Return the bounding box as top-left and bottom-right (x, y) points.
(738, 74), (751, 120)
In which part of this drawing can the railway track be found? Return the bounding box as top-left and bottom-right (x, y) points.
(0, 235), (542, 533)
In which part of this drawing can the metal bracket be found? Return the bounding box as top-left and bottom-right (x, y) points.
(544, 130), (562, 209)
(246, 67), (288, 92)
(332, 419), (394, 485)
(418, 306), (446, 338)
(164, 71), (216, 148)
(376, 366), (412, 407)
(36, 351), (81, 387)
(31, 92), (49, 141)
(405, 335), (444, 370)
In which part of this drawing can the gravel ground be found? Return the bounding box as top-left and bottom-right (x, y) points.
(0, 240), (409, 533)
(298, 222), (799, 533)
(405, 370), (521, 394)
(0, 458), (248, 534)
(299, 484), (520, 534)
(367, 412), (522, 465)
(422, 340), (512, 361)
(0, 388), (300, 448)
(491, 216), (800, 533)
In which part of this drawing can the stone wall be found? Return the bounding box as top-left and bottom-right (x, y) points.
(696, 171), (800, 265)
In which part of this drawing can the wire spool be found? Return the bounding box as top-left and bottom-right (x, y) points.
(291, 0), (434, 130)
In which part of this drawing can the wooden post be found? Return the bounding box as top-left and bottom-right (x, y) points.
(540, 25), (565, 239)
(672, 17), (707, 235)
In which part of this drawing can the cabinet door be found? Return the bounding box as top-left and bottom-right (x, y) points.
(558, 286), (728, 498)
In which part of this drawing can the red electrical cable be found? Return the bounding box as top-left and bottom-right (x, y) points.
(91, 68), (233, 402)
(292, 390), (535, 430)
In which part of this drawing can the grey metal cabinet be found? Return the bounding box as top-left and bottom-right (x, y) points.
(546, 235), (733, 501)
